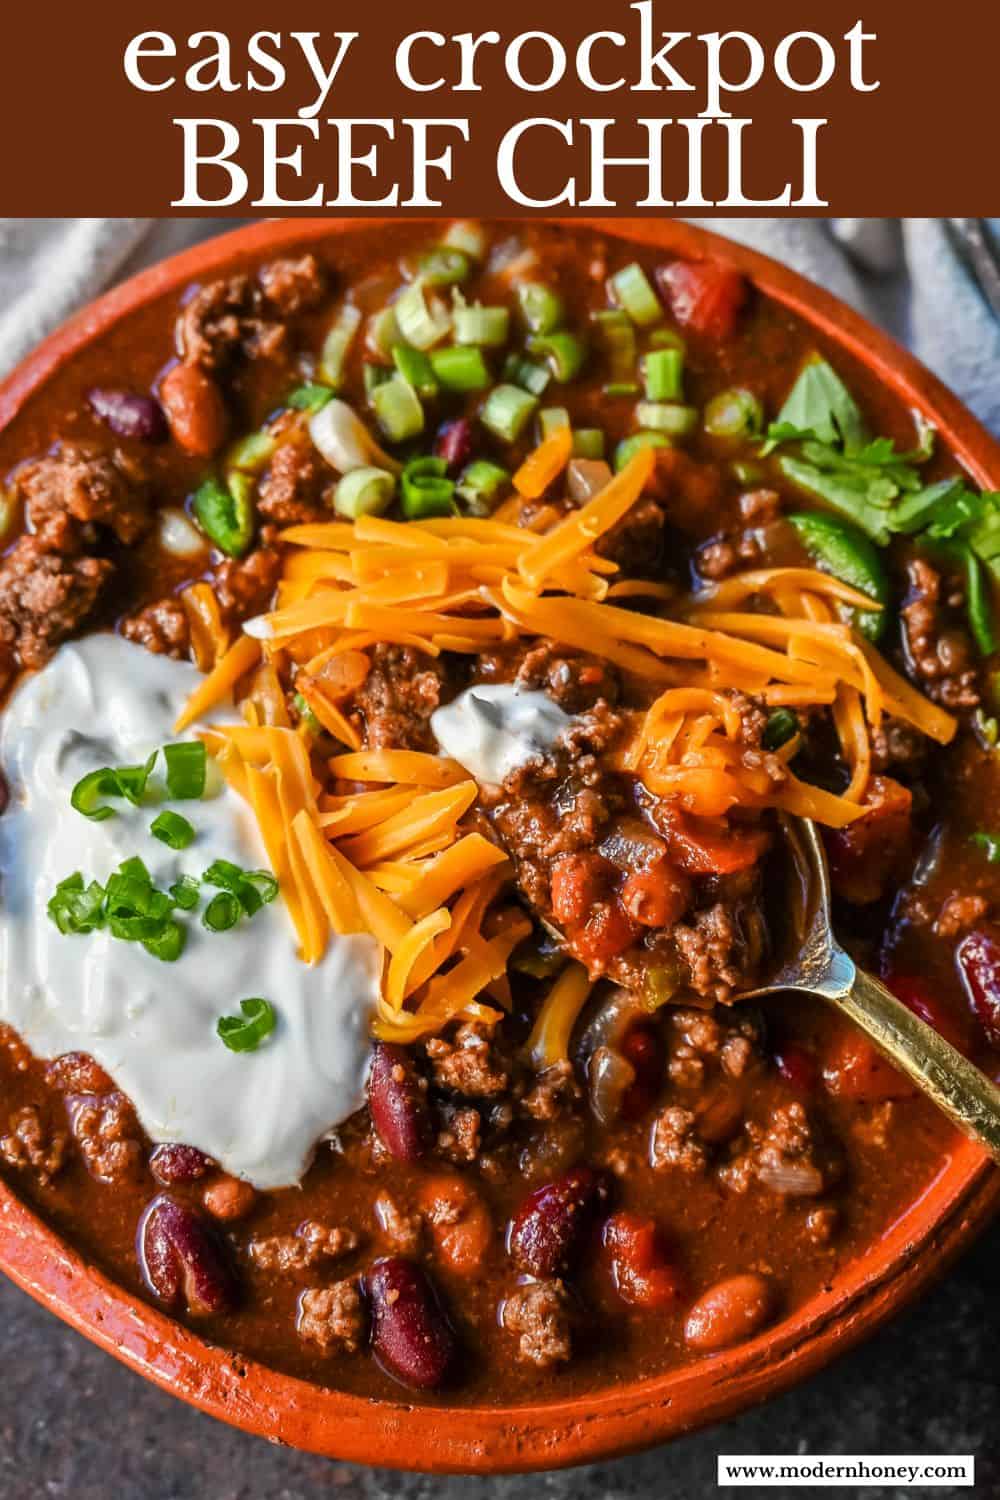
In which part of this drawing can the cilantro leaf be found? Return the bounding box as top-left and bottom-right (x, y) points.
(762, 356), (869, 456)
(777, 455), (896, 545)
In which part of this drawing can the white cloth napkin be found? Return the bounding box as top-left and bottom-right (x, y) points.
(1, 218), (999, 437)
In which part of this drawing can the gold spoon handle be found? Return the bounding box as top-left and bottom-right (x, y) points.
(840, 968), (1000, 1162)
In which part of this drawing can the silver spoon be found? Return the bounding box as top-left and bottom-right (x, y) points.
(739, 816), (1000, 1163)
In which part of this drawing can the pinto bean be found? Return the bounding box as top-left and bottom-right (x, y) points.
(202, 1173), (257, 1221)
(684, 1273), (774, 1352)
(368, 1042), (430, 1162)
(508, 1166), (610, 1278)
(137, 1194), (238, 1317)
(149, 1143), (216, 1185)
(367, 1257), (456, 1390)
(159, 363), (229, 458)
(418, 1174), (493, 1276)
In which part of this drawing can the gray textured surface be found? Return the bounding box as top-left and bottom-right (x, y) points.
(0, 1221), (997, 1499)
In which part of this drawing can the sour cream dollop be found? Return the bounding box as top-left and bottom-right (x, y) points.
(0, 635), (379, 1189)
(431, 683), (571, 785)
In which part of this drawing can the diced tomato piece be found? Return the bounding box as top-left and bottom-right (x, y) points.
(654, 804), (769, 877)
(550, 852), (616, 928)
(822, 1026), (915, 1101)
(884, 971), (972, 1055)
(620, 1025), (665, 1120)
(657, 261), (748, 341)
(774, 1041), (819, 1093)
(603, 1212), (684, 1309)
(824, 776), (912, 905)
(620, 859), (691, 928)
(956, 928), (1000, 1047)
(571, 901), (639, 973)
(645, 447), (722, 515)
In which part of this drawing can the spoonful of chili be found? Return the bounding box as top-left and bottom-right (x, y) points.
(737, 815), (1000, 1162)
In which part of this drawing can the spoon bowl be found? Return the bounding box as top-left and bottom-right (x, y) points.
(740, 816), (1000, 1162)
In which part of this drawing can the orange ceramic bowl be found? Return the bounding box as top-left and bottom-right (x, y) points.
(0, 218), (999, 1473)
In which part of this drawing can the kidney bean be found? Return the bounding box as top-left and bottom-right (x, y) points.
(137, 1194), (238, 1317)
(508, 1166), (610, 1278)
(87, 387), (168, 443)
(774, 1041), (819, 1093)
(367, 1042), (430, 1162)
(684, 1272), (774, 1352)
(202, 1174), (257, 1222)
(619, 1025), (664, 1120)
(418, 1174), (493, 1276)
(603, 1212), (683, 1309)
(159, 363), (229, 458)
(957, 929), (1000, 1046)
(149, 1143), (216, 1185)
(886, 971), (972, 1055)
(367, 1257), (455, 1390)
(433, 418), (473, 474)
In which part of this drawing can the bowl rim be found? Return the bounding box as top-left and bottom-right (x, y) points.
(1, 215), (999, 1474)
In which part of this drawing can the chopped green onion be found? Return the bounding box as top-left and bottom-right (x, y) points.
(480, 384), (539, 444)
(169, 875), (200, 911)
(516, 282), (564, 335)
(526, 331), (587, 383)
(704, 388), (764, 439)
(400, 456), (456, 520)
(164, 742), (207, 800)
(609, 262), (663, 327)
(456, 460), (510, 515)
(70, 751), (157, 822)
(217, 997), (277, 1054)
(143, 921), (186, 963)
(572, 429), (606, 460)
(363, 363), (390, 397)
(648, 327), (686, 352)
(762, 710), (800, 751)
(428, 345), (490, 393)
(47, 873), (106, 935)
(293, 692), (323, 737)
(367, 306), (402, 359)
(503, 353), (551, 397)
(635, 402), (699, 438)
(440, 221), (488, 261)
(417, 248), (472, 287)
(971, 831), (1000, 863)
(370, 374), (425, 443)
(226, 429), (277, 474)
(539, 407), (571, 439)
(333, 465), (397, 519)
(392, 344), (438, 399)
(453, 304), (510, 347)
(643, 347), (684, 402)
(603, 382), (640, 398)
(287, 383), (335, 414)
(193, 476), (254, 558)
(203, 891), (241, 933)
(151, 810), (195, 850)
(613, 431), (672, 471)
(318, 304), (362, 388)
(204, 859), (277, 918)
(394, 282), (451, 350)
(592, 309), (637, 383)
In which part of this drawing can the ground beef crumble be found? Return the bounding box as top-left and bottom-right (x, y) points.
(296, 1280), (366, 1353)
(671, 902), (751, 1004)
(373, 1193), (423, 1255)
(14, 442), (151, 548)
(65, 1092), (143, 1184)
(719, 1101), (841, 1197)
(901, 557), (980, 709)
(650, 1105), (709, 1173)
(256, 442), (332, 526)
(502, 1278), (573, 1367)
(435, 1105), (482, 1164)
(250, 1220), (360, 1272)
(426, 1022), (509, 1097)
(0, 537), (112, 677)
(121, 597), (190, 659)
(350, 643), (447, 751)
(0, 1106), (68, 1183)
(214, 547), (282, 624)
